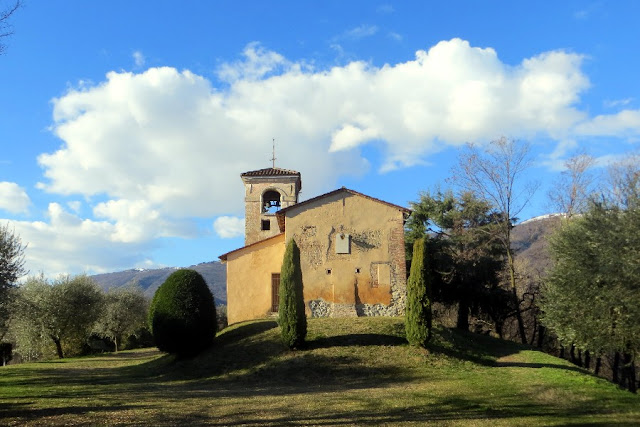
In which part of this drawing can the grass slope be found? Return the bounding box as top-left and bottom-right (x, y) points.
(1, 317), (638, 426)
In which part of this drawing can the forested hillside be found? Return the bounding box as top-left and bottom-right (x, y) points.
(91, 261), (227, 305)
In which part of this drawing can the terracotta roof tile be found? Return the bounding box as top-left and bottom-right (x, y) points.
(240, 167), (301, 177)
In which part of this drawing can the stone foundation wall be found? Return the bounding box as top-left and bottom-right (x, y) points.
(308, 299), (399, 318)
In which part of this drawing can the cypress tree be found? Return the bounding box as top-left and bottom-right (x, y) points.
(405, 237), (432, 347)
(279, 239), (307, 349)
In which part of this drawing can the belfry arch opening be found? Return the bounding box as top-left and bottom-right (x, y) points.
(262, 190), (281, 214)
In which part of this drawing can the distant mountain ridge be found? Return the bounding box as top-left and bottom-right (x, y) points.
(91, 261), (227, 306)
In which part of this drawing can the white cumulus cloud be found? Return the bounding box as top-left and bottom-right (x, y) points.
(213, 216), (245, 239)
(93, 199), (197, 243)
(575, 110), (640, 137)
(36, 38), (604, 224)
(6, 204), (157, 276)
(0, 182), (31, 214)
(26, 38), (640, 275)
(217, 42), (289, 83)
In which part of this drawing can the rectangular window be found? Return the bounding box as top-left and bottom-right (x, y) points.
(262, 219), (271, 231)
(271, 273), (280, 312)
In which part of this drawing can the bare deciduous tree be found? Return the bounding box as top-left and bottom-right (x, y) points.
(606, 153), (640, 209)
(0, 0), (21, 55)
(452, 137), (539, 344)
(548, 152), (596, 217)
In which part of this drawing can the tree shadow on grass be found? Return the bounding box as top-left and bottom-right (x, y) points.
(307, 333), (406, 349)
(220, 352), (413, 393)
(134, 391), (637, 426)
(0, 402), (140, 424)
(494, 360), (591, 373)
(428, 327), (523, 366)
(215, 320), (279, 346)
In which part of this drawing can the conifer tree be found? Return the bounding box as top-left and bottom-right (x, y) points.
(279, 239), (306, 349)
(405, 237), (432, 347)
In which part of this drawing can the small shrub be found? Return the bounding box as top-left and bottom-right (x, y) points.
(148, 269), (216, 357)
(279, 239), (307, 349)
(216, 305), (228, 331)
(405, 237), (432, 347)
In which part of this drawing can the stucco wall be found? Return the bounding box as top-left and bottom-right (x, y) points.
(284, 191), (407, 317)
(225, 233), (286, 324)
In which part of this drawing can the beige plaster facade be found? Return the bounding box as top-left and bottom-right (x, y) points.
(223, 233), (286, 325)
(220, 167), (410, 325)
(281, 189), (409, 318)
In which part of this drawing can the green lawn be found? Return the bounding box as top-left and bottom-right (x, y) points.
(1, 317), (638, 426)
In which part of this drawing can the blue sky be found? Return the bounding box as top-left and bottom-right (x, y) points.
(1, 1), (639, 276)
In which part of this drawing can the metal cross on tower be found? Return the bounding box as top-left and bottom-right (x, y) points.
(271, 138), (277, 168)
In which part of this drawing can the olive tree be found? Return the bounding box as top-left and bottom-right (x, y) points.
(13, 275), (104, 359)
(541, 159), (640, 392)
(94, 285), (148, 352)
(0, 223), (27, 341)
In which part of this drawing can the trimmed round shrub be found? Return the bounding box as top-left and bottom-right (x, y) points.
(148, 269), (216, 357)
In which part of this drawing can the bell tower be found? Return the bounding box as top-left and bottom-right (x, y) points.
(240, 167), (301, 245)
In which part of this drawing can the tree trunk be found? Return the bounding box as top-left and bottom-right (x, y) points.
(506, 247), (527, 344)
(595, 357), (602, 376)
(52, 337), (64, 359)
(529, 317), (537, 346)
(613, 352), (621, 384)
(559, 345), (565, 359)
(622, 352), (637, 393)
(495, 321), (504, 339)
(584, 351), (591, 370)
(536, 324), (546, 348)
(569, 344), (577, 365)
(114, 336), (119, 353)
(456, 298), (470, 331)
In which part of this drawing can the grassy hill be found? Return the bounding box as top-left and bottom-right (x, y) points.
(2, 317), (638, 425)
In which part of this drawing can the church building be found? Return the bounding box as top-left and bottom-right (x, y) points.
(219, 167), (411, 325)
